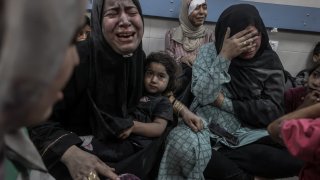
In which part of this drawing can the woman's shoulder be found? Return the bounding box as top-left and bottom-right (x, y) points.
(199, 42), (215, 52)
(195, 43), (218, 66)
(204, 25), (215, 39)
(166, 27), (179, 38)
(167, 27), (178, 34)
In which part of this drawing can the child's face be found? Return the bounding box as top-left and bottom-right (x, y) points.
(76, 25), (91, 42)
(144, 62), (169, 94)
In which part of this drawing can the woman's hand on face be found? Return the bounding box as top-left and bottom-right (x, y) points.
(61, 145), (119, 180)
(298, 90), (320, 109)
(180, 54), (196, 67)
(181, 107), (204, 132)
(219, 26), (258, 60)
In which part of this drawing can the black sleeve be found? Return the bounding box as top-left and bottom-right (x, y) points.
(232, 71), (285, 128)
(152, 96), (173, 122)
(29, 78), (86, 169)
(29, 122), (83, 169)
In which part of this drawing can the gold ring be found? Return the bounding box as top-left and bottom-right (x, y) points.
(88, 171), (99, 180)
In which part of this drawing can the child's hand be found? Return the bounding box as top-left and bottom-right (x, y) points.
(181, 108), (204, 132)
(298, 90), (320, 109)
(118, 125), (134, 140)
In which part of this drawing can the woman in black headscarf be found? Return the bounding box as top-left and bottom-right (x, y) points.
(29, 0), (166, 179)
(214, 4), (285, 128)
(194, 4), (303, 179)
(159, 3), (303, 180)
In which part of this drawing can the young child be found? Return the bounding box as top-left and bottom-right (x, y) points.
(85, 52), (177, 163)
(269, 61), (320, 180)
(76, 15), (91, 42)
(295, 42), (320, 87)
(119, 51), (177, 147)
(285, 64), (320, 113)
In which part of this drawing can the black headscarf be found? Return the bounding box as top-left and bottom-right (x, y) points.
(83, 0), (145, 140)
(215, 4), (285, 127)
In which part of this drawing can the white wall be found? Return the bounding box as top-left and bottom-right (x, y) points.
(142, 15), (320, 76)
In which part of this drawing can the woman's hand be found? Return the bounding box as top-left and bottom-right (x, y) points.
(181, 107), (204, 132)
(61, 145), (119, 180)
(180, 54), (196, 67)
(219, 26), (258, 60)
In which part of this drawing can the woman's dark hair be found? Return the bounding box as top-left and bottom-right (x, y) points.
(313, 42), (320, 55)
(145, 51), (178, 94)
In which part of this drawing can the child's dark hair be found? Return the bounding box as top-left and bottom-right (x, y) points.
(145, 51), (178, 94)
(84, 15), (90, 27)
(308, 64), (320, 75)
(313, 42), (320, 55)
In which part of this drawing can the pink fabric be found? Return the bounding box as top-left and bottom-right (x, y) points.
(281, 119), (320, 180)
(165, 27), (214, 64)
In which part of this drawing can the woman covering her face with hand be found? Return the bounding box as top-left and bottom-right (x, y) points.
(159, 4), (303, 180)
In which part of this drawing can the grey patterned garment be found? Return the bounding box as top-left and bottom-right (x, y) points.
(191, 43), (268, 147)
(158, 121), (211, 180)
(157, 43), (268, 179)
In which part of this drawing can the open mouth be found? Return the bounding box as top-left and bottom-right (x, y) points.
(116, 32), (135, 42)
